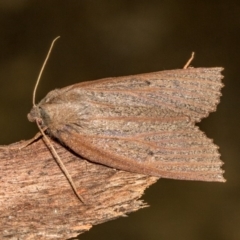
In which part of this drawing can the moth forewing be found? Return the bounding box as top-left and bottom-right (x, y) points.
(30, 67), (225, 183)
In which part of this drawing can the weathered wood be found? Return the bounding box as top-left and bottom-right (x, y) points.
(0, 138), (158, 239)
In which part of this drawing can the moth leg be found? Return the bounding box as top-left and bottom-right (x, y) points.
(0, 130), (46, 150)
(35, 121), (86, 204)
(183, 52), (195, 69)
(18, 127), (47, 150)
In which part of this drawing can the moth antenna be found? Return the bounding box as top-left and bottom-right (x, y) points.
(32, 36), (60, 106)
(32, 36), (85, 203)
(183, 52), (195, 69)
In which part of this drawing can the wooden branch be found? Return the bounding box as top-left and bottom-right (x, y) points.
(0, 138), (158, 239)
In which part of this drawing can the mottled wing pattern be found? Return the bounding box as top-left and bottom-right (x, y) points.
(58, 68), (225, 182)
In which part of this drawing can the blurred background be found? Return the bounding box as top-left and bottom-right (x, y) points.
(0, 1), (239, 239)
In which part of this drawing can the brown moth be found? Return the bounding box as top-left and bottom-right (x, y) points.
(28, 39), (225, 202)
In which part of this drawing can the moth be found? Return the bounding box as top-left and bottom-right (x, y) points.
(28, 38), (225, 201)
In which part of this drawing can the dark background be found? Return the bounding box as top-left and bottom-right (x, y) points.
(0, 1), (239, 240)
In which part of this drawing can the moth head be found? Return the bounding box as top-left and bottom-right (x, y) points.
(28, 104), (51, 130)
(27, 105), (42, 123)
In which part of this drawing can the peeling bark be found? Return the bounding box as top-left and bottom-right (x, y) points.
(0, 138), (158, 239)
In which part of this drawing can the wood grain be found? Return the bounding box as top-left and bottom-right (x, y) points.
(0, 139), (158, 239)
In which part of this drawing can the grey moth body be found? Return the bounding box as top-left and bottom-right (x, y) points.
(28, 67), (225, 182)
